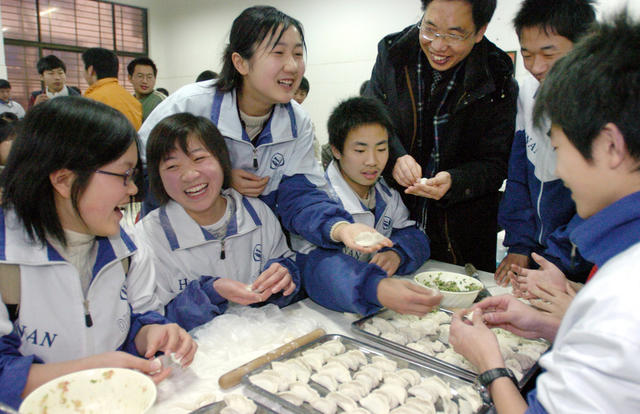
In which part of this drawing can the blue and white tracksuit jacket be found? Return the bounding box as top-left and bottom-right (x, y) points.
(0, 208), (167, 409)
(138, 81), (353, 251)
(300, 161), (430, 316)
(131, 189), (300, 331)
(526, 191), (640, 413)
(498, 76), (589, 278)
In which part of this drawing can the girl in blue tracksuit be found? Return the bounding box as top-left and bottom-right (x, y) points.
(0, 97), (196, 409)
(131, 113), (299, 331)
(138, 5), (390, 257)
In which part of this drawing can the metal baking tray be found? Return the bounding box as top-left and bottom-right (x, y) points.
(351, 308), (548, 388)
(189, 396), (276, 413)
(241, 333), (490, 414)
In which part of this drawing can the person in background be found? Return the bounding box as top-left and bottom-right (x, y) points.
(195, 70), (218, 83)
(131, 113), (299, 331)
(293, 76), (309, 104)
(82, 48), (142, 130)
(302, 97), (441, 316)
(495, 0), (596, 287)
(0, 80), (25, 119)
(127, 57), (166, 122)
(138, 6), (391, 261)
(293, 76), (321, 162)
(449, 13), (640, 413)
(0, 97), (197, 409)
(29, 55), (81, 109)
(365, 0), (517, 272)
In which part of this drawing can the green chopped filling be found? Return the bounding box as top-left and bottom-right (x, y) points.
(420, 274), (480, 292)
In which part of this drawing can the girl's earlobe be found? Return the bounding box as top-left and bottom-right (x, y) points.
(231, 52), (249, 76)
(50, 169), (75, 199)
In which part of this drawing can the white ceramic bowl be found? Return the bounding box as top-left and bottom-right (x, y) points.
(20, 367), (156, 414)
(414, 271), (484, 309)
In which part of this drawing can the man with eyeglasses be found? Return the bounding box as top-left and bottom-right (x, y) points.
(365, 0), (517, 272)
(127, 57), (166, 122)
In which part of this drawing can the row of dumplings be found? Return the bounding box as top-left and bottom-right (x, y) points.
(360, 311), (549, 381)
(248, 338), (485, 414)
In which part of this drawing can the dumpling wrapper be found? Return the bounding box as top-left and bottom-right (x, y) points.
(354, 231), (386, 247)
(310, 397), (338, 414)
(223, 394), (257, 414)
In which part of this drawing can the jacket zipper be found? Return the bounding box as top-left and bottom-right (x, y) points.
(536, 181), (545, 244)
(83, 300), (93, 327)
(220, 239), (226, 260)
(443, 211), (458, 264)
(253, 148), (258, 169)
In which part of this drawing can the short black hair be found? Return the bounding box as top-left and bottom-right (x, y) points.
(217, 6), (306, 92)
(156, 87), (169, 96)
(359, 80), (370, 96)
(0, 118), (19, 143)
(514, 0), (596, 43)
(37, 55), (66, 74)
(196, 70), (218, 82)
(0, 96), (139, 246)
(81, 48), (119, 79)
(328, 96), (394, 153)
(534, 12), (640, 162)
(0, 79), (10, 89)
(421, 0), (496, 30)
(146, 113), (232, 205)
(298, 77), (309, 93)
(127, 57), (158, 77)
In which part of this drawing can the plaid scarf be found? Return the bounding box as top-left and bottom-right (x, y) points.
(415, 51), (462, 229)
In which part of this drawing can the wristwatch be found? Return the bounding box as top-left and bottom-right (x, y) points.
(477, 368), (518, 387)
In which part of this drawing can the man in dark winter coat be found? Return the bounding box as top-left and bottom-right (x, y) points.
(365, 0), (517, 271)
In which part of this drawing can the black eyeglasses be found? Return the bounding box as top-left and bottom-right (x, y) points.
(95, 167), (139, 186)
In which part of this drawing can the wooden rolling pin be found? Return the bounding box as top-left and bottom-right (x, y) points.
(218, 328), (326, 389)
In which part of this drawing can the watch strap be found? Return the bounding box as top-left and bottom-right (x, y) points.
(477, 367), (518, 387)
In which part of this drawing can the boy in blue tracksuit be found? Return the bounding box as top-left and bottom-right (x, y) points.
(449, 13), (640, 413)
(495, 0), (596, 285)
(300, 97), (441, 316)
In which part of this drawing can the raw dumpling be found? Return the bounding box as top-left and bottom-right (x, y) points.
(363, 322), (381, 336)
(278, 391), (304, 406)
(318, 361), (351, 383)
(406, 342), (435, 356)
(396, 368), (422, 387)
(370, 317), (396, 334)
(390, 406), (422, 414)
(249, 371), (286, 393)
(371, 355), (398, 372)
(311, 372), (338, 391)
(310, 397), (338, 414)
(360, 391), (390, 414)
(301, 350), (326, 371)
(325, 391), (358, 412)
(458, 398), (474, 414)
(409, 318), (439, 335)
(345, 349), (368, 367)
(440, 398), (459, 414)
(397, 326), (424, 342)
(283, 358), (311, 383)
(288, 381), (320, 402)
(381, 331), (409, 345)
(421, 376), (451, 400)
(319, 338), (346, 356)
(354, 231), (386, 247)
(404, 397), (436, 414)
(353, 371), (377, 392)
(358, 364), (384, 383)
(378, 383), (408, 408)
(438, 325), (450, 343)
(270, 361), (297, 384)
(339, 381), (368, 400)
(223, 394), (257, 414)
(456, 384), (483, 412)
(383, 372), (409, 388)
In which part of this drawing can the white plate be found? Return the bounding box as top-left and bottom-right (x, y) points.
(20, 367), (156, 414)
